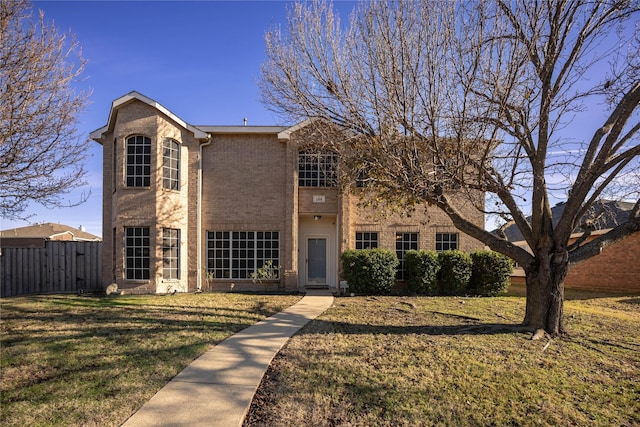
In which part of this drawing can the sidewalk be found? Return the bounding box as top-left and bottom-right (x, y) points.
(121, 290), (334, 427)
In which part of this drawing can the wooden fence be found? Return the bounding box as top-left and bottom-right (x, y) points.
(1, 241), (102, 297)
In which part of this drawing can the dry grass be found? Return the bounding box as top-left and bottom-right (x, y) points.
(0, 292), (302, 427)
(245, 292), (640, 426)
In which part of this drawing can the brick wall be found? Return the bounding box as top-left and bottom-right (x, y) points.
(201, 133), (292, 291)
(565, 232), (640, 293)
(344, 188), (485, 253)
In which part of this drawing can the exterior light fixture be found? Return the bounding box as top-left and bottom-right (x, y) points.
(313, 215), (322, 221)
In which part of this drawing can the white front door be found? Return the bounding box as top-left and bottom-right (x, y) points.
(306, 237), (327, 286)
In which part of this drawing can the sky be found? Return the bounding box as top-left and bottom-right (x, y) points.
(2, 0), (347, 237)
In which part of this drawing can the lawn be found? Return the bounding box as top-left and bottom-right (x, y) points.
(245, 290), (640, 426)
(0, 292), (302, 427)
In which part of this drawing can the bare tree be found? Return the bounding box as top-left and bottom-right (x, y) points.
(260, 0), (640, 336)
(0, 0), (90, 219)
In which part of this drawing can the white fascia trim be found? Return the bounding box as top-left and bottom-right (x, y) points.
(89, 125), (108, 141)
(90, 91), (209, 141)
(277, 118), (317, 142)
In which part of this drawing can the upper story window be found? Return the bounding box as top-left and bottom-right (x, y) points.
(162, 138), (180, 191)
(126, 135), (151, 187)
(298, 150), (337, 187)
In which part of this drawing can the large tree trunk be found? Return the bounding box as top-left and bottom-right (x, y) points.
(523, 247), (569, 336)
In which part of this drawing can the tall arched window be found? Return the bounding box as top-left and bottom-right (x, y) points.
(126, 135), (151, 187)
(162, 138), (180, 190)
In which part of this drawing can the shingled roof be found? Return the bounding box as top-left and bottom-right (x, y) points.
(494, 200), (636, 242)
(0, 222), (101, 241)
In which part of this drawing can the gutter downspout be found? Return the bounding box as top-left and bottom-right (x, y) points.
(197, 135), (212, 291)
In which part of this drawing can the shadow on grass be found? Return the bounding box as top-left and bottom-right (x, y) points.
(298, 319), (531, 337)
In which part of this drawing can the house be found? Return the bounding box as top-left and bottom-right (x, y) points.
(0, 222), (101, 248)
(90, 91), (484, 294)
(501, 201), (640, 293)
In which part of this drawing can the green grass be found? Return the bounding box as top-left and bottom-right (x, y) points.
(0, 292), (302, 427)
(245, 292), (640, 426)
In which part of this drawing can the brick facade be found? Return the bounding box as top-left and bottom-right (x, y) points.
(92, 92), (485, 294)
(565, 232), (640, 293)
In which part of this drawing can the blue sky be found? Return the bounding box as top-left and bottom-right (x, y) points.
(2, 0), (335, 237)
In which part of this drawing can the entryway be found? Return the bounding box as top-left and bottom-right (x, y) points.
(298, 215), (337, 289)
(306, 237), (328, 286)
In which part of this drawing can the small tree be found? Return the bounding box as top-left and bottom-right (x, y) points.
(437, 250), (472, 296)
(404, 250), (440, 295)
(0, 0), (90, 219)
(470, 250), (514, 297)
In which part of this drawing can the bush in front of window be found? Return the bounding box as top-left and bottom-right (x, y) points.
(437, 250), (472, 296)
(341, 249), (398, 295)
(469, 250), (514, 296)
(404, 250), (440, 295)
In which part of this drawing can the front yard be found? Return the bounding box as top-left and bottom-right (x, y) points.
(1, 290), (638, 426)
(245, 291), (639, 426)
(0, 293), (302, 427)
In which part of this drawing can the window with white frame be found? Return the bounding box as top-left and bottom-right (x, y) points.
(355, 232), (378, 249)
(435, 232), (458, 252)
(298, 150), (338, 187)
(126, 135), (151, 187)
(125, 227), (150, 280)
(162, 228), (180, 279)
(206, 231), (280, 279)
(162, 138), (180, 190)
(395, 232), (418, 280)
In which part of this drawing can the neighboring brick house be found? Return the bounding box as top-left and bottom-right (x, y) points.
(503, 201), (640, 293)
(90, 92), (484, 294)
(0, 223), (101, 248)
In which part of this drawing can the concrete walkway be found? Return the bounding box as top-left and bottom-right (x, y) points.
(121, 290), (334, 427)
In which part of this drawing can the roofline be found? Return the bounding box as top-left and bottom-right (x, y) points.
(511, 228), (612, 246)
(277, 118), (317, 141)
(90, 91), (210, 142)
(196, 125), (287, 135)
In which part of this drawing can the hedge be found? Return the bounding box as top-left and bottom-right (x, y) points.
(437, 250), (472, 296)
(341, 249), (398, 294)
(470, 250), (514, 296)
(404, 250), (440, 295)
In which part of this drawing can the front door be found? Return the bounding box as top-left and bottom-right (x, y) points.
(306, 237), (327, 287)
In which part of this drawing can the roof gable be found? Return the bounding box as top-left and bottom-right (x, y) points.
(90, 91), (209, 142)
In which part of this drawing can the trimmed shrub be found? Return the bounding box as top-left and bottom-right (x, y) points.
(437, 250), (472, 296)
(405, 250), (440, 295)
(341, 249), (399, 295)
(470, 250), (514, 296)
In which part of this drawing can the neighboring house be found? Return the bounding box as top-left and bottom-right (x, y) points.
(500, 201), (640, 293)
(0, 223), (101, 248)
(90, 91), (485, 294)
